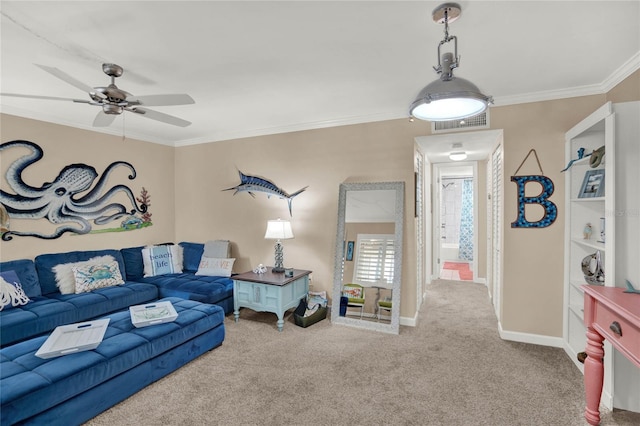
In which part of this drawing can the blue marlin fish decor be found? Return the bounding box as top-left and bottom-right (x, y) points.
(224, 170), (307, 216)
(510, 149), (557, 228)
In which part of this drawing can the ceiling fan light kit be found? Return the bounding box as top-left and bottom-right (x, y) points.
(2, 63), (195, 128)
(410, 2), (492, 122)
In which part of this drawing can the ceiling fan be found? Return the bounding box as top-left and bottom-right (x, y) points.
(2, 63), (195, 127)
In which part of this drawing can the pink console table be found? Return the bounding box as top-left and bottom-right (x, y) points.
(582, 285), (640, 425)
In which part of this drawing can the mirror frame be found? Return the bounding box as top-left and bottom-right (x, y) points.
(331, 181), (404, 334)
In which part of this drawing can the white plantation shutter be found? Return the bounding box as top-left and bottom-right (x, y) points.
(353, 234), (394, 287)
(491, 145), (503, 320)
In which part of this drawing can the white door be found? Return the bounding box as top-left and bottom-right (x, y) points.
(415, 149), (426, 310)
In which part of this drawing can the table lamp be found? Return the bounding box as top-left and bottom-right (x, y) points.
(264, 219), (293, 273)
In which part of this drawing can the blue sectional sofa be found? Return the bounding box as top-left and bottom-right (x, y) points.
(0, 242), (234, 347)
(121, 242), (234, 314)
(0, 241), (234, 425)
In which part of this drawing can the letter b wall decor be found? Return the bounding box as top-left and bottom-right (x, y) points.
(511, 175), (557, 228)
(510, 149), (557, 229)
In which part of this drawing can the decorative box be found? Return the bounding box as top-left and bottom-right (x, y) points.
(35, 318), (110, 359)
(129, 301), (178, 328)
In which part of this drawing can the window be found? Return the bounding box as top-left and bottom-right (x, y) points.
(353, 234), (394, 286)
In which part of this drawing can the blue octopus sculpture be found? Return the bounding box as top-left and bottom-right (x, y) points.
(0, 140), (146, 240)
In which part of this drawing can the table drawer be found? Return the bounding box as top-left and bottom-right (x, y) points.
(594, 303), (640, 365)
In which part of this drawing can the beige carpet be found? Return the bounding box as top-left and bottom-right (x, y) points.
(86, 280), (640, 425)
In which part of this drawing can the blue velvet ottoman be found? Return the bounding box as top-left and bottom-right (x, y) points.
(0, 297), (225, 426)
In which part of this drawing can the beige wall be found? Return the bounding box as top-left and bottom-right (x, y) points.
(174, 120), (423, 318)
(2, 71), (638, 338)
(607, 69), (640, 103)
(491, 95), (607, 336)
(0, 115), (176, 260)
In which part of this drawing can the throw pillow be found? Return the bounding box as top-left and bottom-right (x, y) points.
(203, 240), (231, 258)
(195, 257), (235, 277)
(0, 271), (31, 311)
(72, 260), (125, 293)
(142, 244), (183, 277)
(52, 255), (116, 294)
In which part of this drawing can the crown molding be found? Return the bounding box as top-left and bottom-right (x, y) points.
(599, 50), (640, 93)
(173, 111), (405, 146)
(0, 105), (176, 146)
(493, 50), (640, 107)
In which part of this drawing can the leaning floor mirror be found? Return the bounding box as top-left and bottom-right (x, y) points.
(331, 181), (404, 334)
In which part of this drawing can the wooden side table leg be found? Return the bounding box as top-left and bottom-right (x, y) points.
(276, 313), (284, 332)
(584, 326), (605, 425)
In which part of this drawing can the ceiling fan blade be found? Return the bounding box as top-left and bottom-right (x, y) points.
(1, 93), (90, 103)
(35, 64), (104, 98)
(131, 107), (192, 127)
(127, 94), (195, 106)
(93, 111), (117, 127)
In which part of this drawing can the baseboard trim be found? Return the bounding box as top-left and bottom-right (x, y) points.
(401, 313), (417, 327)
(498, 323), (564, 348)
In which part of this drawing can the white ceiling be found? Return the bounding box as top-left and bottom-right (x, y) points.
(1, 1), (639, 151)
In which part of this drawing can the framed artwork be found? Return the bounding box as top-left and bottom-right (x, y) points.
(346, 241), (355, 261)
(578, 169), (605, 198)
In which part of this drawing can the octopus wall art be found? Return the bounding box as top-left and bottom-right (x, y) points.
(0, 140), (148, 240)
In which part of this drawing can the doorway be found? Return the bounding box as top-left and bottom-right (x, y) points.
(415, 129), (503, 291)
(434, 164), (476, 281)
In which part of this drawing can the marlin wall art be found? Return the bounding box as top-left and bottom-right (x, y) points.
(224, 171), (307, 216)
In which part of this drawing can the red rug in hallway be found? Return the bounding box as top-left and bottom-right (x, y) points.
(443, 262), (474, 281)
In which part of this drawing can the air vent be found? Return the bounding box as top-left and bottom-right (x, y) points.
(431, 110), (489, 133)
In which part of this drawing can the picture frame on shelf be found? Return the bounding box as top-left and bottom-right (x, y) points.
(578, 169), (605, 198)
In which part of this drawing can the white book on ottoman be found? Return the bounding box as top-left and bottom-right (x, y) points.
(129, 301), (178, 328)
(35, 318), (110, 359)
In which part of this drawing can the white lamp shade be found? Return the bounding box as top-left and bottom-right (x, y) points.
(264, 219), (294, 240)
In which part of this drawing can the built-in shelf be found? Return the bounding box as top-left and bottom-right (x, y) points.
(564, 102), (614, 369)
(564, 102), (640, 414)
(564, 101), (618, 410)
(570, 197), (605, 203)
(571, 238), (605, 251)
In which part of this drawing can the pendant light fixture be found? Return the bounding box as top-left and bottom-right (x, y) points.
(410, 3), (492, 122)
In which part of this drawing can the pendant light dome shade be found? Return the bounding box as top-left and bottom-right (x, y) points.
(410, 3), (492, 122)
(410, 75), (491, 121)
